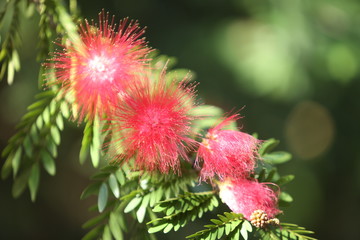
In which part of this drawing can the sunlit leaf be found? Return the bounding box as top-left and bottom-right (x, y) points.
(108, 174), (120, 198)
(259, 138), (280, 156)
(11, 147), (22, 177)
(124, 196), (142, 213)
(263, 151), (292, 164)
(28, 164), (40, 202)
(98, 183), (108, 213)
(109, 212), (123, 240)
(41, 150), (56, 176)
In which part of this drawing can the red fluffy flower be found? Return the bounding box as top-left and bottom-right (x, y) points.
(218, 178), (280, 219)
(49, 11), (150, 121)
(109, 69), (197, 174)
(196, 115), (260, 181)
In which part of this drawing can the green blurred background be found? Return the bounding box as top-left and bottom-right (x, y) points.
(1, 0), (360, 239)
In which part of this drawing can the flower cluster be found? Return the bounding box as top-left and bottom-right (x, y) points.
(196, 114), (280, 224)
(218, 178), (280, 220)
(49, 11), (151, 121)
(196, 114), (259, 181)
(49, 10), (280, 226)
(49, 11), (198, 175)
(108, 70), (197, 174)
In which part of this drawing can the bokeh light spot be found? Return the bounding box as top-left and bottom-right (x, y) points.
(285, 101), (335, 160)
(327, 44), (358, 84)
(216, 20), (311, 101)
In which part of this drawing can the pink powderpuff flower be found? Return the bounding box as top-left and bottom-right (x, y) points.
(196, 115), (260, 181)
(218, 178), (281, 219)
(49, 10), (151, 121)
(109, 69), (197, 174)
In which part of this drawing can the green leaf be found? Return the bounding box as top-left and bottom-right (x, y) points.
(276, 175), (295, 186)
(265, 168), (277, 182)
(230, 227), (240, 240)
(148, 191), (217, 233)
(259, 138), (280, 156)
(224, 212), (234, 220)
(108, 173), (120, 198)
(186, 212), (244, 240)
(47, 140), (58, 158)
(279, 222), (317, 240)
(60, 101), (70, 118)
(57, 3), (81, 44)
(92, 116), (101, 149)
(82, 225), (104, 240)
(50, 100), (57, 114)
(41, 150), (56, 176)
(115, 169), (126, 185)
(124, 196), (142, 213)
(242, 220), (252, 232)
(230, 220), (241, 232)
(56, 114), (64, 130)
(263, 151), (292, 164)
(43, 107), (50, 123)
(80, 120), (92, 164)
(30, 124), (39, 144)
(12, 169), (30, 198)
(91, 172), (111, 180)
(148, 223), (168, 234)
(1, 155), (13, 179)
(11, 147), (22, 177)
(152, 204), (166, 213)
(279, 192), (293, 203)
(7, 61), (14, 85)
(137, 194), (150, 223)
(190, 105), (224, 117)
(163, 223), (173, 233)
(50, 126), (61, 145)
(210, 219), (223, 225)
(28, 164), (40, 202)
(217, 214), (228, 222)
(257, 169), (266, 182)
(191, 105), (225, 130)
(36, 116), (43, 129)
(12, 50), (20, 71)
(81, 182), (102, 200)
(98, 183), (108, 213)
(217, 225), (225, 239)
(109, 212), (123, 240)
(102, 225), (112, 240)
(27, 99), (46, 111)
(90, 145), (100, 168)
(82, 212), (109, 229)
(240, 221), (252, 240)
(23, 135), (33, 157)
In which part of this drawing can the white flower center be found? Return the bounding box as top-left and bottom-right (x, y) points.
(88, 55), (116, 82)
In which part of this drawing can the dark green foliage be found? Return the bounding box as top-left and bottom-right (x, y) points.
(186, 212), (252, 240)
(147, 191), (218, 233)
(187, 214), (316, 240)
(81, 163), (197, 240)
(254, 138), (295, 207)
(81, 165), (128, 240)
(0, 0), (79, 85)
(1, 90), (67, 201)
(79, 116), (104, 167)
(256, 223), (316, 240)
(0, 0), (80, 202)
(258, 138), (280, 156)
(0, 0), (23, 85)
(121, 169), (197, 220)
(278, 223), (316, 240)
